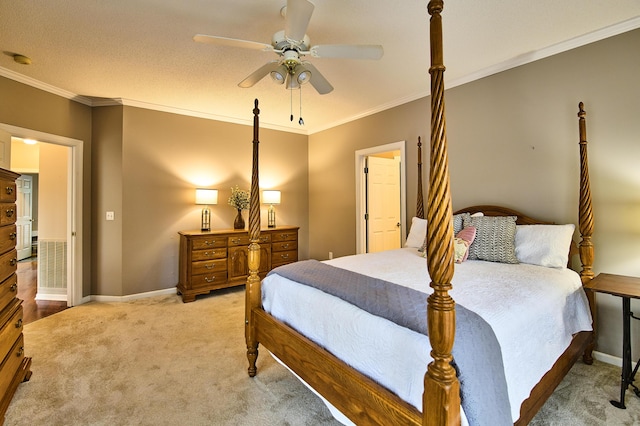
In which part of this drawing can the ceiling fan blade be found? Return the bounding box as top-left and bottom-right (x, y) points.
(302, 62), (333, 95)
(284, 0), (315, 42)
(238, 61), (281, 88)
(309, 44), (384, 60)
(193, 34), (274, 52)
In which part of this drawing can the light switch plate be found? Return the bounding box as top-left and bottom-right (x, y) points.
(106, 211), (115, 221)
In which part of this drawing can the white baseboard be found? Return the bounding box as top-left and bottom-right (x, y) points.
(89, 287), (177, 303)
(593, 350), (623, 367)
(35, 292), (67, 302)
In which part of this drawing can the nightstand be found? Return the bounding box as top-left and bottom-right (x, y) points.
(584, 273), (640, 409)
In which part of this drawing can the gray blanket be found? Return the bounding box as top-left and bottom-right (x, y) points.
(268, 259), (511, 426)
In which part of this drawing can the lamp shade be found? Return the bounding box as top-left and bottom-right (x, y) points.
(195, 189), (218, 205)
(262, 190), (281, 205)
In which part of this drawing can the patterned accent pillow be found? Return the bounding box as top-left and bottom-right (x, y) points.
(463, 215), (519, 264)
(454, 226), (476, 263)
(453, 212), (470, 234)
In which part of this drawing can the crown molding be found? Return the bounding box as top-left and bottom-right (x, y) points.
(0, 67), (93, 106)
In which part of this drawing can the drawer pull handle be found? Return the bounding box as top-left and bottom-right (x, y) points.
(260, 237), (269, 242)
(16, 346), (23, 357)
(205, 264), (217, 270)
(6, 208), (14, 218)
(204, 276), (217, 283)
(9, 232), (16, 240)
(15, 318), (22, 328)
(281, 254), (289, 259)
(231, 238), (242, 244)
(10, 258), (17, 266)
(10, 283), (17, 292)
(204, 240), (217, 246)
(5, 186), (13, 195)
(282, 244), (289, 249)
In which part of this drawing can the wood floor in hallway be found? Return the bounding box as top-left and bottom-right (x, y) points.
(17, 258), (68, 325)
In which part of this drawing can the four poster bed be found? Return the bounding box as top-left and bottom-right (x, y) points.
(243, 2), (596, 425)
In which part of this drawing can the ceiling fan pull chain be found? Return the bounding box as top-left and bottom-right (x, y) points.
(299, 86), (304, 126)
(290, 85), (294, 121)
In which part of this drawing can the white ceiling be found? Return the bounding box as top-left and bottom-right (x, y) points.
(1, 1), (639, 135)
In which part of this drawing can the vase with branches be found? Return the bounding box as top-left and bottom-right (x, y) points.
(228, 186), (250, 229)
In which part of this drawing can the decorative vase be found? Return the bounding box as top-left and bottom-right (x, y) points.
(234, 209), (245, 230)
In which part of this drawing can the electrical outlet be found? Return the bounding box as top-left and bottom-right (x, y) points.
(106, 211), (115, 221)
(329, 251), (333, 260)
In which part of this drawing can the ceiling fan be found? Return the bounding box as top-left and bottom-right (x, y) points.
(193, 0), (383, 95)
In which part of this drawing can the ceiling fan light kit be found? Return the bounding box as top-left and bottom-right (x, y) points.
(193, 0), (383, 96)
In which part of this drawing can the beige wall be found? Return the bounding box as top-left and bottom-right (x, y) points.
(309, 29), (640, 358)
(38, 143), (68, 240)
(0, 76), (92, 297)
(91, 105), (309, 296)
(91, 106), (124, 296)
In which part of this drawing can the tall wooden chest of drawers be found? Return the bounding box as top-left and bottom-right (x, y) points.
(177, 226), (299, 302)
(0, 168), (31, 422)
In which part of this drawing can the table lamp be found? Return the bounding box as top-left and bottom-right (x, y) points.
(262, 190), (281, 228)
(195, 189), (218, 231)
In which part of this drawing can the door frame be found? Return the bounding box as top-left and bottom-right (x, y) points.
(0, 123), (84, 307)
(355, 141), (406, 254)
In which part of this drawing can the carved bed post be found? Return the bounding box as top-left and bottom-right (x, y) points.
(417, 137), (425, 220)
(577, 101), (595, 364)
(246, 99), (262, 377)
(424, 1), (461, 425)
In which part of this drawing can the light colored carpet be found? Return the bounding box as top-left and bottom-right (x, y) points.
(5, 287), (640, 425)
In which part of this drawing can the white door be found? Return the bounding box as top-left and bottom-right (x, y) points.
(16, 175), (33, 260)
(366, 156), (401, 253)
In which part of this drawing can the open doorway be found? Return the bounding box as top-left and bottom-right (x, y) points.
(355, 141), (406, 254)
(0, 123), (84, 308)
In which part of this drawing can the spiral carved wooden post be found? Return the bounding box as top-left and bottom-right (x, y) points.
(423, 1), (461, 425)
(577, 102), (595, 365)
(246, 99), (262, 377)
(416, 137), (425, 220)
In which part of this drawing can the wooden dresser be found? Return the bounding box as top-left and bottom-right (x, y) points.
(0, 168), (31, 422)
(177, 226), (299, 302)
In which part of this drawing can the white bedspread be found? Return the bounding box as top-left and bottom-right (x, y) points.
(262, 248), (592, 423)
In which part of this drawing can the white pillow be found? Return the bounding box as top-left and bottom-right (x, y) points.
(515, 224), (575, 268)
(405, 217), (427, 248)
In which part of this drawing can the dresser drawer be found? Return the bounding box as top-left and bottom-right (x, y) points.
(228, 235), (250, 247)
(0, 225), (16, 256)
(191, 248), (227, 261)
(191, 237), (226, 250)
(0, 180), (16, 203)
(0, 304), (22, 362)
(0, 275), (18, 313)
(191, 259), (227, 276)
(0, 249), (17, 284)
(0, 334), (25, 400)
(271, 231), (297, 242)
(272, 240), (297, 252)
(0, 204), (16, 226)
(191, 272), (228, 289)
(272, 250), (298, 267)
(228, 234), (270, 247)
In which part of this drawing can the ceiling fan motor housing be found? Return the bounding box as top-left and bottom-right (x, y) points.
(272, 30), (310, 52)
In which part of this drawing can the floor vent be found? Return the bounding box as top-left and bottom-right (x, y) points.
(38, 240), (67, 291)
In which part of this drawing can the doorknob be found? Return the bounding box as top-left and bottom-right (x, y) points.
(396, 222), (401, 227)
